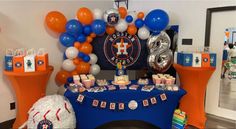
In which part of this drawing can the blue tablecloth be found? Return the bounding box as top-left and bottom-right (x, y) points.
(64, 80), (186, 129)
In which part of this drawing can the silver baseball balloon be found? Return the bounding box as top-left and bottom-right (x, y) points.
(103, 8), (120, 26)
(147, 31), (173, 73)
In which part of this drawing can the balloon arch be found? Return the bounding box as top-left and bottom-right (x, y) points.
(45, 7), (170, 86)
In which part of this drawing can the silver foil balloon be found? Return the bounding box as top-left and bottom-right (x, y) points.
(147, 31), (173, 73)
(103, 8), (120, 26)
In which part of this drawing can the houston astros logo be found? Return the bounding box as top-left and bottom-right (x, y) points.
(104, 32), (141, 67)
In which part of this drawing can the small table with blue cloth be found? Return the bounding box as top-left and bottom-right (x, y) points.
(64, 80), (186, 129)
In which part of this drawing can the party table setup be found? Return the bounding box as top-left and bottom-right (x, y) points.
(64, 65), (186, 129)
(3, 5), (191, 129)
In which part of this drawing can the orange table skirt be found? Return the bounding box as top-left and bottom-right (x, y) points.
(3, 66), (53, 128)
(173, 64), (215, 129)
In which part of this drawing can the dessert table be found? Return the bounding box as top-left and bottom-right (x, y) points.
(64, 80), (186, 129)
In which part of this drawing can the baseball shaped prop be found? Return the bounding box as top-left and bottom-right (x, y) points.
(27, 95), (76, 129)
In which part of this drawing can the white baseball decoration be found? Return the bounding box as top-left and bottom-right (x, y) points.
(138, 26), (150, 40)
(62, 59), (76, 72)
(115, 19), (128, 32)
(65, 47), (79, 59)
(88, 53), (98, 65)
(27, 95), (76, 129)
(90, 64), (101, 75)
(93, 8), (103, 20)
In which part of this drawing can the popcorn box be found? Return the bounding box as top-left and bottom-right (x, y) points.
(210, 53), (217, 67)
(182, 53), (193, 66)
(192, 53), (202, 67)
(201, 53), (210, 67)
(35, 49), (48, 71)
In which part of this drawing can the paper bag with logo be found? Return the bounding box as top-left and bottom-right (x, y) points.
(35, 48), (48, 71)
(24, 49), (36, 72)
(13, 49), (25, 72)
(5, 49), (14, 71)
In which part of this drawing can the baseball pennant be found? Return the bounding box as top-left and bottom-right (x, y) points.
(110, 103), (116, 110)
(160, 93), (167, 101)
(150, 97), (157, 104)
(92, 100), (99, 107)
(142, 99), (149, 107)
(77, 94), (85, 103)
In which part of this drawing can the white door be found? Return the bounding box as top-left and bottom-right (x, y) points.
(205, 10), (236, 120)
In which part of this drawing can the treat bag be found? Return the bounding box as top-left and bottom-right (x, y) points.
(192, 53), (202, 67)
(35, 48), (48, 71)
(13, 49), (25, 72)
(24, 49), (36, 72)
(182, 52), (193, 66)
(201, 53), (210, 67)
(210, 53), (217, 67)
(5, 49), (14, 71)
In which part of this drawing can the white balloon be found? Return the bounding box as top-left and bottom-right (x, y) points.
(65, 47), (79, 59)
(138, 26), (150, 40)
(93, 8), (103, 19)
(88, 53), (98, 64)
(127, 11), (137, 24)
(62, 59), (76, 72)
(115, 19), (128, 32)
(90, 64), (101, 75)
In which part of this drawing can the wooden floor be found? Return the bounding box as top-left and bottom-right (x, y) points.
(219, 77), (236, 111)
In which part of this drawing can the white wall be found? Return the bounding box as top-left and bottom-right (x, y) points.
(0, 0), (113, 123)
(126, 0), (236, 52)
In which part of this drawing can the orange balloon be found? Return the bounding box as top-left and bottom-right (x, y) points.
(90, 33), (96, 38)
(137, 12), (145, 19)
(45, 11), (67, 33)
(70, 70), (78, 76)
(55, 70), (70, 86)
(127, 25), (137, 35)
(77, 7), (93, 25)
(106, 26), (116, 35)
(74, 42), (81, 49)
(86, 36), (93, 43)
(118, 7), (127, 19)
(73, 58), (81, 65)
(79, 42), (93, 54)
(76, 61), (90, 74)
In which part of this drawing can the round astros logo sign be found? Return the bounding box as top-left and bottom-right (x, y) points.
(104, 32), (141, 67)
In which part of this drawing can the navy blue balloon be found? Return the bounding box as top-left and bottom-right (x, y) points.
(78, 52), (85, 58)
(77, 34), (86, 43)
(91, 20), (106, 35)
(135, 19), (144, 28)
(67, 77), (74, 83)
(66, 19), (83, 35)
(83, 55), (90, 62)
(83, 25), (92, 35)
(144, 9), (169, 32)
(59, 33), (75, 47)
(125, 15), (133, 23)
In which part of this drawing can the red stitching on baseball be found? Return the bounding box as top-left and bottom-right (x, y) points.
(43, 110), (51, 120)
(29, 108), (35, 113)
(65, 102), (71, 113)
(56, 108), (61, 121)
(33, 111), (39, 123)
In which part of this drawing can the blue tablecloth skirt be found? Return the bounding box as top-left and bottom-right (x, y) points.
(64, 80), (186, 129)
